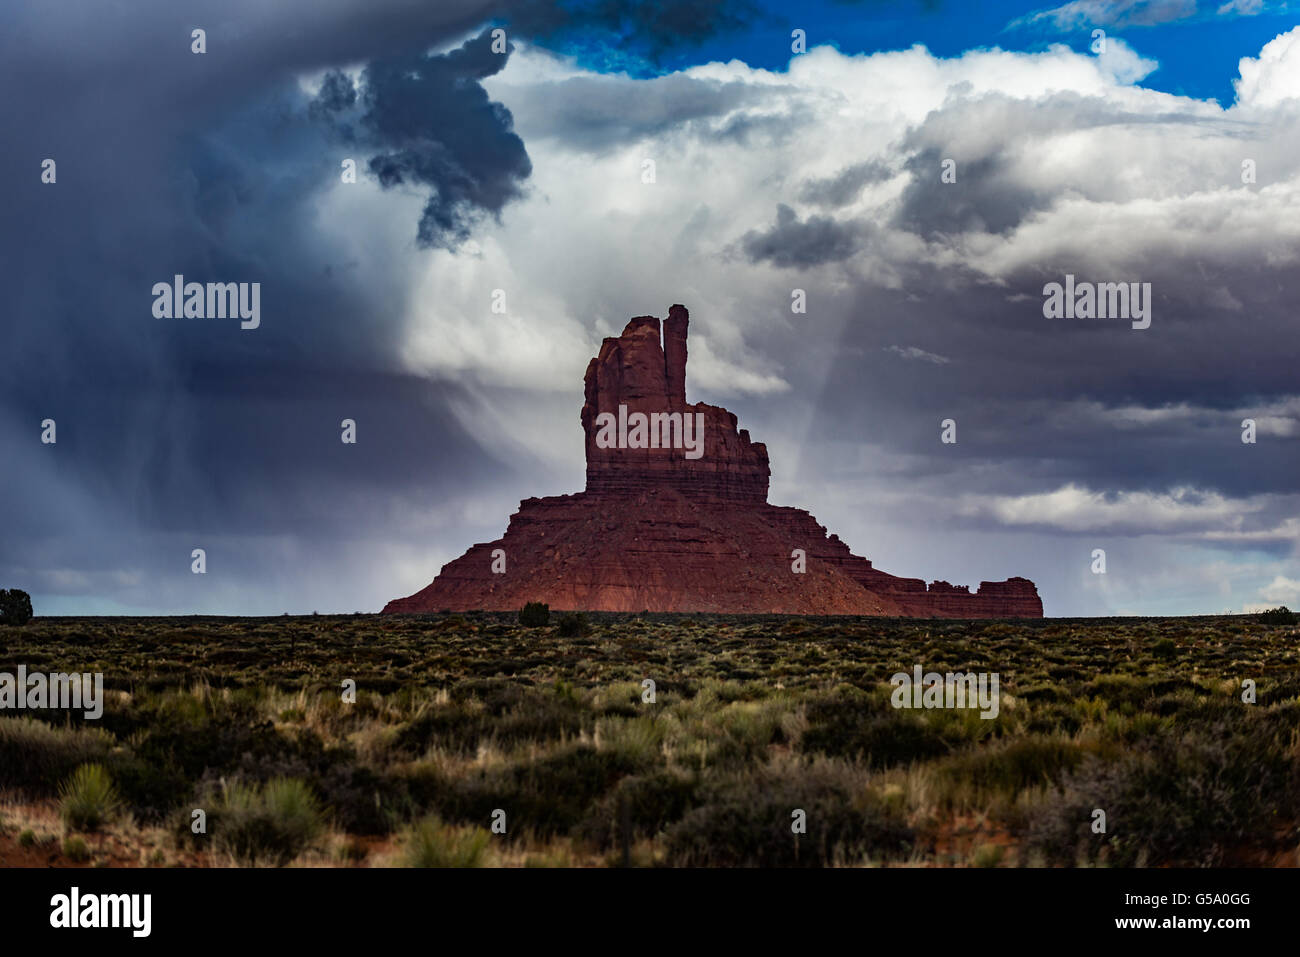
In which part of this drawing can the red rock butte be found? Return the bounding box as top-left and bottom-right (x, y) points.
(384, 305), (1043, 617)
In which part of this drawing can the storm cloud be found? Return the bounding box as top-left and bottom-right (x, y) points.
(353, 30), (533, 248)
(741, 204), (867, 266)
(0, 0), (767, 615)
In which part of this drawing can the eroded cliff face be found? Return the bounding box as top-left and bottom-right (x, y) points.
(384, 306), (1043, 618)
(580, 306), (770, 502)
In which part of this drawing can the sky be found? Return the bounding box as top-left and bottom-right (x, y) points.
(2, 0), (1298, 618)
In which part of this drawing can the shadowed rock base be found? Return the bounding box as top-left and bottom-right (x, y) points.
(385, 307), (1043, 618)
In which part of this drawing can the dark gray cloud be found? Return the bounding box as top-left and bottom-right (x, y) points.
(894, 148), (1039, 236)
(798, 160), (894, 206)
(741, 204), (867, 266)
(787, 259), (1300, 507)
(310, 70), (360, 119)
(0, 1), (533, 613)
(356, 30), (532, 247)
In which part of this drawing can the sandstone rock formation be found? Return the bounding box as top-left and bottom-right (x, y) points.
(384, 306), (1043, 617)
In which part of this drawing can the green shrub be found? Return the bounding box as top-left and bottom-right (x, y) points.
(62, 836), (91, 862)
(1258, 606), (1297, 625)
(18, 829), (36, 848)
(663, 768), (913, 867)
(97, 689), (310, 821)
(0, 718), (115, 794)
(1080, 674), (1157, 710)
(106, 753), (192, 826)
(212, 778), (324, 866)
(0, 588), (33, 626)
(59, 763), (122, 832)
(400, 815), (491, 867)
(395, 685), (585, 755)
(802, 689), (951, 768)
(334, 837), (368, 864)
(930, 735), (1086, 813)
(1152, 638), (1177, 659)
(578, 770), (699, 849)
(426, 746), (643, 837)
(518, 602), (550, 627)
(1026, 716), (1300, 866)
(557, 613), (590, 638)
(971, 843), (1004, 867)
